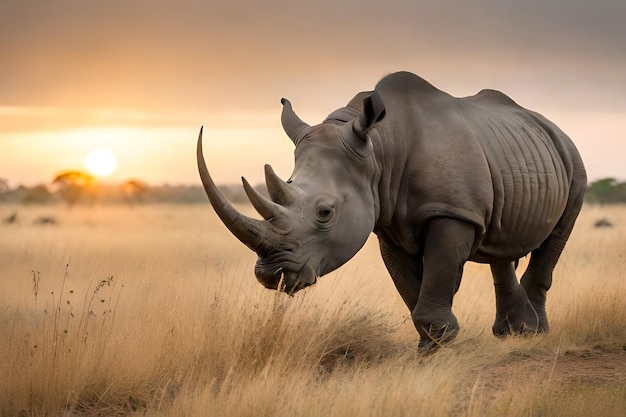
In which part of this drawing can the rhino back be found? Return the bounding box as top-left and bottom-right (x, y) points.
(371, 73), (579, 260)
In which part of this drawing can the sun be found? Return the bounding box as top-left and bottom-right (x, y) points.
(84, 148), (118, 177)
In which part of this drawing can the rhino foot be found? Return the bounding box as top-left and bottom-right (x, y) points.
(492, 284), (548, 336)
(417, 323), (459, 354)
(413, 307), (460, 354)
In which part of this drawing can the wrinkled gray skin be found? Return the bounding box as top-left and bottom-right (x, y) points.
(197, 71), (587, 352)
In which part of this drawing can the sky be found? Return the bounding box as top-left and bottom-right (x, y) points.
(1, 0), (625, 187)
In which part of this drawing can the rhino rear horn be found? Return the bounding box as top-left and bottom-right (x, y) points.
(241, 176), (283, 220)
(197, 127), (279, 254)
(353, 91), (386, 139)
(264, 164), (298, 206)
(241, 165), (297, 218)
(281, 98), (311, 145)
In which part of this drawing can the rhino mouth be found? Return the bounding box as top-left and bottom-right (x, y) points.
(255, 257), (318, 295)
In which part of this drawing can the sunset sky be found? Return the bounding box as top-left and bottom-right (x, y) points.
(1, 0), (625, 187)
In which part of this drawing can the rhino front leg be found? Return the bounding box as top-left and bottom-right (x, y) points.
(377, 231), (423, 312)
(413, 218), (475, 353)
(490, 261), (542, 336)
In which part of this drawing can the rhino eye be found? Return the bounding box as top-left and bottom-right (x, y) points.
(315, 203), (335, 223)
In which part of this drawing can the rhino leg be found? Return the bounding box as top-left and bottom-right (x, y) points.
(377, 231), (422, 312)
(490, 261), (542, 335)
(518, 232), (574, 334)
(412, 218), (475, 353)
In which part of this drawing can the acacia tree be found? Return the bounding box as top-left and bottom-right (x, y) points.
(121, 179), (148, 207)
(53, 171), (96, 207)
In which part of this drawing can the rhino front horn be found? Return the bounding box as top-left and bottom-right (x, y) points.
(197, 127), (280, 255)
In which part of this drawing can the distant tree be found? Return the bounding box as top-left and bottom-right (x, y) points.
(586, 178), (626, 204)
(53, 171), (95, 207)
(21, 184), (55, 204)
(121, 179), (148, 207)
(0, 178), (9, 201)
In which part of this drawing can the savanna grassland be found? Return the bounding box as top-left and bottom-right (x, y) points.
(1, 203), (624, 417)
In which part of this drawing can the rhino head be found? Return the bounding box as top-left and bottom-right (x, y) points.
(197, 92), (385, 294)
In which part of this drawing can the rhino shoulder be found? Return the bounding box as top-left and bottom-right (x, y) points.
(376, 71), (442, 96)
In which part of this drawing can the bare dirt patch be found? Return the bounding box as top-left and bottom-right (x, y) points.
(552, 348), (625, 383)
(479, 346), (626, 387)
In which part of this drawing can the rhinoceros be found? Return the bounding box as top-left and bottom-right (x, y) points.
(197, 71), (586, 351)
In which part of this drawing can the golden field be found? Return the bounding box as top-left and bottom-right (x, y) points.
(0, 203), (624, 417)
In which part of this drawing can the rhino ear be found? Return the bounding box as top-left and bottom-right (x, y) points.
(353, 91), (386, 139)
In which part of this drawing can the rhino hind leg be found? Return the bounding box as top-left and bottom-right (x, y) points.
(490, 261), (544, 336)
(412, 218), (475, 353)
(517, 175), (586, 335)
(518, 233), (572, 334)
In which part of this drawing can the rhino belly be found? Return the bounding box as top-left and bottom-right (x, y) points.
(478, 170), (568, 262)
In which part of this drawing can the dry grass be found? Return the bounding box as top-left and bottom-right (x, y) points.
(0, 204), (624, 417)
